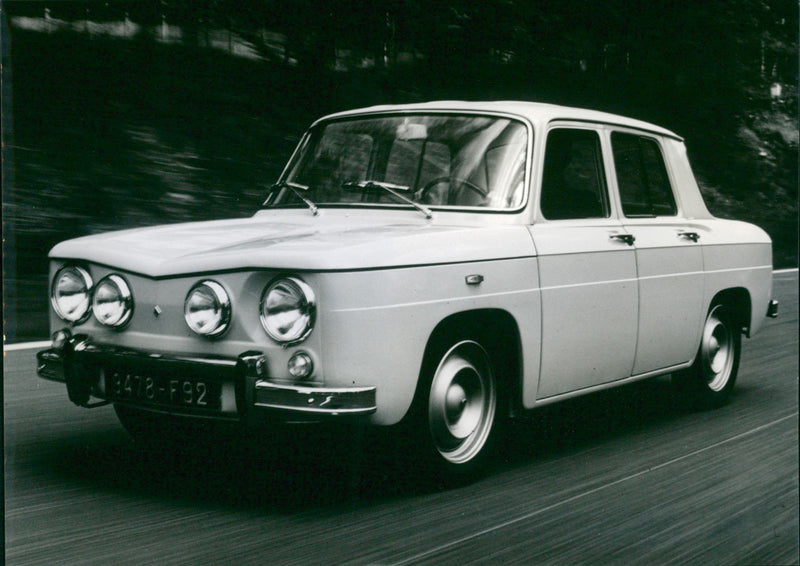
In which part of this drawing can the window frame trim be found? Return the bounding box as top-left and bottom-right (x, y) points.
(274, 110), (535, 215)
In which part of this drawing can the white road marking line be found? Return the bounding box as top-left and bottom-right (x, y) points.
(389, 412), (799, 566)
(4, 341), (51, 352)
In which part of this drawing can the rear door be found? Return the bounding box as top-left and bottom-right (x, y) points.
(530, 126), (639, 399)
(609, 131), (704, 374)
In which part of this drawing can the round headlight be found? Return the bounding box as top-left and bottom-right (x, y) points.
(51, 265), (93, 323)
(260, 277), (315, 344)
(184, 280), (231, 337)
(92, 274), (133, 328)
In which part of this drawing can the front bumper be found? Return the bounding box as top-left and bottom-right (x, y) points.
(37, 333), (376, 419)
(254, 380), (377, 416)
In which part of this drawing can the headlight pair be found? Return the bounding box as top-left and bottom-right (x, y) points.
(51, 266), (133, 328)
(183, 276), (315, 344)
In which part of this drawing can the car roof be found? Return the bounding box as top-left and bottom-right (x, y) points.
(317, 100), (683, 141)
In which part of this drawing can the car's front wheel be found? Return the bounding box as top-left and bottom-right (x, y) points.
(673, 303), (742, 409)
(414, 337), (501, 480)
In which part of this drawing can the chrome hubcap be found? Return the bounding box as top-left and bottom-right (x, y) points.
(702, 306), (734, 392)
(428, 341), (496, 464)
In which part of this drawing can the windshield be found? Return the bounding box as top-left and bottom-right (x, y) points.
(270, 114), (529, 211)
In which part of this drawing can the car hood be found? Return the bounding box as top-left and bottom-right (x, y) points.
(49, 211), (535, 277)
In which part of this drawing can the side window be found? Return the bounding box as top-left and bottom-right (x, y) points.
(611, 132), (677, 217)
(540, 128), (609, 220)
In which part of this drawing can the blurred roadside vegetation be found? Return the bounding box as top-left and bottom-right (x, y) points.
(3, 0), (797, 341)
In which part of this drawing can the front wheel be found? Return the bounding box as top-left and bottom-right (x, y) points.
(416, 339), (500, 479)
(673, 303), (742, 409)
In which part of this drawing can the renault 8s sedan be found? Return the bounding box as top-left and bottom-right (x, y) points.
(38, 101), (779, 478)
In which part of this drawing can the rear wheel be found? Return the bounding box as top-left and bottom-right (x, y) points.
(673, 303), (742, 409)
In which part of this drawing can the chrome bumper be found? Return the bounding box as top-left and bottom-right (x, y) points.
(37, 332), (376, 419)
(37, 348), (67, 383)
(255, 380), (377, 416)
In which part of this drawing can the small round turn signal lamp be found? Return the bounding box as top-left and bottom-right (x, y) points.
(51, 329), (72, 349)
(287, 352), (314, 379)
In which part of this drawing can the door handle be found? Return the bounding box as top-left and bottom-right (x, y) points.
(677, 231), (700, 242)
(609, 234), (635, 246)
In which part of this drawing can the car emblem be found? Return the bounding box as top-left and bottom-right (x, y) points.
(153, 305), (162, 317)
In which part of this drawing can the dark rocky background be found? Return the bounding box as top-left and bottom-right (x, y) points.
(3, 0), (797, 341)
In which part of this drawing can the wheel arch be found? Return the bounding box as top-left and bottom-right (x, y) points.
(415, 308), (523, 419)
(709, 287), (752, 335)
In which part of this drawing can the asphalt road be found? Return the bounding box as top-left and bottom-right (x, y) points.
(4, 271), (798, 565)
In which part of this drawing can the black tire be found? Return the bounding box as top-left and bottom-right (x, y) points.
(672, 303), (742, 410)
(410, 335), (503, 481)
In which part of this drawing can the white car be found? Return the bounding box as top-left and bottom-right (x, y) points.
(38, 101), (778, 478)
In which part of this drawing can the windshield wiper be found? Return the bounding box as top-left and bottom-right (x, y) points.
(264, 180), (319, 216)
(342, 180), (432, 220)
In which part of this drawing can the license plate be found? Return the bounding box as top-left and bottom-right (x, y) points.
(104, 368), (222, 411)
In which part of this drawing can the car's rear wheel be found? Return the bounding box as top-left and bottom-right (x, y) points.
(673, 303), (741, 409)
(414, 337), (501, 480)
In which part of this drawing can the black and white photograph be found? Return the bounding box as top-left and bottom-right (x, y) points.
(3, 1), (798, 564)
